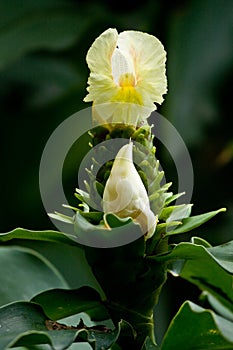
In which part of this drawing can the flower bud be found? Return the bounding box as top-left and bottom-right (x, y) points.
(103, 142), (157, 238)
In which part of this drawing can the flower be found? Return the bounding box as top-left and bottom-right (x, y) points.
(103, 142), (157, 238)
(84, 28), (167, 126)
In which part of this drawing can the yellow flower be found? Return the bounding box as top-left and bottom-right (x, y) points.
(84, 28), (167, 126)
(103, 142), (157, 239)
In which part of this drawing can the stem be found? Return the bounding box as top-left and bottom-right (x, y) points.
(106, 301), (156, 349)
(85, 238), (167, 349)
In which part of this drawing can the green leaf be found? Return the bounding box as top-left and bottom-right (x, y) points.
(80, 211), (104, 224)
(13, 346), (51, 350)
(164, 192), (185, 206)
(208, 240), (233, 273)
(161, 301), (233, 349)
(31, 287), (109, 321)
(49, 212), (74, 224)
(164, 208), (226, 236)
(151, 241), (233, 313)
(0, 227), (77, 246)
(74, 212), (143, 248)
(159, 204), (192, 221)
(190, 236), (212, 248)
(104, 213), (133, 228)
(201, 292), (233, 323)
(0, 246), (67, 306)
(0, 301), (120, 350)
(0, 301), (49, 350)
(25, 241), (101, 293)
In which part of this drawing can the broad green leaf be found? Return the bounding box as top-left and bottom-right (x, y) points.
(208, 240), (233, 273)
(161, 301), (233, 349)
(0, 301), (49, 349)
(164, 208), (226, 236)
(0, 246), (67, 306)
(190, 236), (212, 248)
(201, 292), (233, 323)
(31, 287), (109, 321)
(150, 241), (233, 313)
(0, 227), (77, 246)
(0, 301), (120, 350)
(25, 241), (101, 293)
(13, 346), (51, 350)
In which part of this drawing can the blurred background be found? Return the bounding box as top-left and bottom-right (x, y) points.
(1, 0), (232, 344)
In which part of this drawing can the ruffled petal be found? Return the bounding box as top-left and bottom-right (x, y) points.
(118, 30), (167, 104)
(93, 102), (152, 126)
(84, 73), (117, 103)
(86, 28), (118, 75)
(84, 28), (118, 103)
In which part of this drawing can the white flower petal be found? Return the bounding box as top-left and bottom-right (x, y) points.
(118, 30), (167, 103)
(118, 30), (166, 71)
(86, 28), (118, 75)
(103, 142), (157, 238)
(84, 28), (167, 125)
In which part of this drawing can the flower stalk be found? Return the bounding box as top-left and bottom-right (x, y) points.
(81, 122), (171, 348)
(84, 234), (168, 349)
(50, 27), (192, 348)
(81, 29), (170, 346)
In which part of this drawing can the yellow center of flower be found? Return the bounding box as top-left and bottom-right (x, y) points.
(112, 73), (143, 105)
(119, 73), (135, 87)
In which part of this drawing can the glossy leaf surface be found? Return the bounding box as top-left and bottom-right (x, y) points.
(0, 301), (120, 350)
(0, 246), (67, 306)
(164, 208), (226, 236)
(31, 287), (109, 321)
(161, 301), (233, 349)
(0, 228), (76, 246)
(151, 240), (233, 313)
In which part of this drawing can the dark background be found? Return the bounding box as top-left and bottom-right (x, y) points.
(1, 0), (232, 343)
